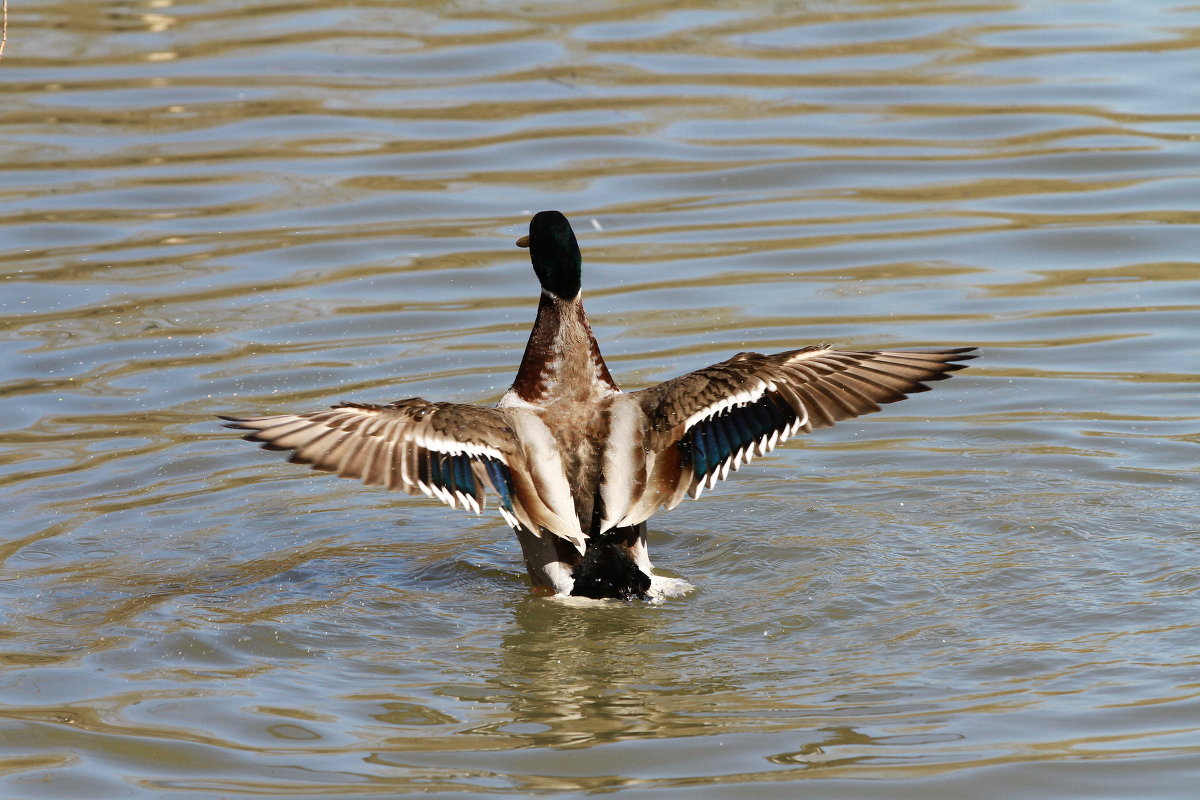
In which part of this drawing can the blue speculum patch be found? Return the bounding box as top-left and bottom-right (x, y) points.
(681, 396), (798, 480)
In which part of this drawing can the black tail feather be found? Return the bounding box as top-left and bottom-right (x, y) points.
(571, 524), (651, 600)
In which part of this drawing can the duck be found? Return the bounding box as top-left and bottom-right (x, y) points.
(222, 211), (975, 601)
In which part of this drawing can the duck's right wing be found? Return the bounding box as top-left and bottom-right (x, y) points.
(620, 345), (976, 523)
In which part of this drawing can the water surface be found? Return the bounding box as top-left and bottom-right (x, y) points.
(2, 1), (1199, 797)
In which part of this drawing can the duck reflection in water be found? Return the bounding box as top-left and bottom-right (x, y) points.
(487, 596), (689, 746)
(222, 212), (974, 601)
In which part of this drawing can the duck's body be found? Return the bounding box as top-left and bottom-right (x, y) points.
(223, 211), (974, 600)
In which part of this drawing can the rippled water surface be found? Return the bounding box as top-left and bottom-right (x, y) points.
(3, 1), (1199, 797)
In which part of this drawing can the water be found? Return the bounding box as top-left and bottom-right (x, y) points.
(2, 0), (1199, 797)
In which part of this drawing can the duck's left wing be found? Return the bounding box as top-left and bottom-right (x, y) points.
(622, 345), (975, 521)
(221, 399), (520, 517)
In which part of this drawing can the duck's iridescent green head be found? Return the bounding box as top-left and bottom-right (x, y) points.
(521, 210), (581, 299)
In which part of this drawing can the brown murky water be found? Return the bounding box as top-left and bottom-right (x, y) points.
(2, 1), (1199, 797)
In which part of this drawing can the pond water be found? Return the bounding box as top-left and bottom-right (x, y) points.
(2, 1), (1199, 797)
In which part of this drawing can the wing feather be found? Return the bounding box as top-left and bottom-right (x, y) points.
(621, 345), (975, 523)
(222, 398), (589, 547)
(220, 399), (521, 519)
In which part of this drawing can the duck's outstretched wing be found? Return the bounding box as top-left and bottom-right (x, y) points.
(220, 399), (579, 542)
(620, 346), (976, 523)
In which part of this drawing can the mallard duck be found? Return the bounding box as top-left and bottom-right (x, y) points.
(222, 211), (974, 600)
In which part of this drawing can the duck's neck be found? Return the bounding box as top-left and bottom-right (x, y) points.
(509, 292), (618, 405)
